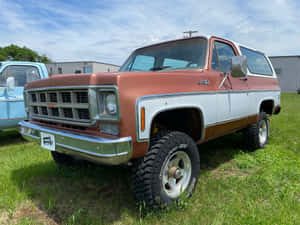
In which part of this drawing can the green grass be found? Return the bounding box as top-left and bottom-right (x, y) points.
(0, 93), (299, 225)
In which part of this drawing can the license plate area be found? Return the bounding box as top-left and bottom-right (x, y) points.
(41, 132), (55, 151)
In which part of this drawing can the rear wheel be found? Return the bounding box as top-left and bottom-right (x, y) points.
(132, 131), (200, 208)
(244, 112), (270, 150)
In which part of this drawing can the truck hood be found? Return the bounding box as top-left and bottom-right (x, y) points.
(25, 72), (120, 90)
(24, 70), (205, 90)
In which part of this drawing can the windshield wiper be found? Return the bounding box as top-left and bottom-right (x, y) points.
(150, 66), (171, 71)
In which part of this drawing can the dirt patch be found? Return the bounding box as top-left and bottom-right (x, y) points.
(2, 201), (59, 225)
(211, 165), (250, 179)
(0, 210), (10, 225)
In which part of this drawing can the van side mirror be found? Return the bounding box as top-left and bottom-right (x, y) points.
(6, 77), (15, 91)
(231, 56), (247, 78)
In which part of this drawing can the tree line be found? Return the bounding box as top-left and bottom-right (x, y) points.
(0, 44), (51, 63)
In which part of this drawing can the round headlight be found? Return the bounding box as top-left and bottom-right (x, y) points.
(106, 94), (117, 114)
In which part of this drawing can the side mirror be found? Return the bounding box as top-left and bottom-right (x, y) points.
(231, 56), (247, 78)
(6, 77), (15, 91)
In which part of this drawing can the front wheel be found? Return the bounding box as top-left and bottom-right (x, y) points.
(132, 131), (200, 208)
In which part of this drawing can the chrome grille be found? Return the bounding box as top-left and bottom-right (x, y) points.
(28, 88), (90, 124)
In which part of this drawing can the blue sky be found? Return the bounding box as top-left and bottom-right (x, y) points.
(0, 0), (299, 65)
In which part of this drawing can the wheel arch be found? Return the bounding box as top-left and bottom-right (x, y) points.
(258, 98), (275, 115)
(148, 106), (205, 143)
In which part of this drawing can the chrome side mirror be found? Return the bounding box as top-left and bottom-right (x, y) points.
(6, 77), (15, 91)
(231, 56), (247, 78)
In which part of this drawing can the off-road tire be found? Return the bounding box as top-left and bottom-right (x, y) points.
(51, 151), (76, 167)
(244, 112), (270, 150)
(132, 131), (200, 208)
(149, 130), (169, 147)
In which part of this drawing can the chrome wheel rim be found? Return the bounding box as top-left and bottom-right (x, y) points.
(259, 119), (268, 145)
(161, 151), (192, 199)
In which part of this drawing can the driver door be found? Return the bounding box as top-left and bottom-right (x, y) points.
(212, 39), (250, 132)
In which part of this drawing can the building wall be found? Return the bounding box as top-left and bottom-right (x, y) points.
(46, 61), (120, 76)
(92, 63), (119, 73)
(269, 56), (300, 93)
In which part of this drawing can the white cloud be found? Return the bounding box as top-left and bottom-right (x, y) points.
(0, 0), (299, 65)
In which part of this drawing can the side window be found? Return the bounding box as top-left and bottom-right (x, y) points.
(211, 44), (219, 71)
(212, 41), (236, 73)
(240, 47), (273, 75)
(0, 68), (6, 86)
(25, 66), (40, 83)
(130, 55), (155, 71)
(163, 58), (188, 68)
(0, 66), (40, 87)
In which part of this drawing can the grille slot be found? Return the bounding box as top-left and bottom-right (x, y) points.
(32, 106), (38, 114)
(61, 92), (71, 103)
(63, 108), (73, 118)
(77, 109), (90, 120)
(28, 89), (90, 124)
(49, 93), (57, 102)
(76, 92), (88, 103)
(50, 108), (59, 117)
(41, 107), (48, 115)
(40, 93), (46, 102)
(31, 94), (37, 102)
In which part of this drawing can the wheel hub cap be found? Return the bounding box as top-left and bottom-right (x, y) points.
(161, 151), (192, 199)
(168, 167), (183, 179)
(259, 120), (267, 145)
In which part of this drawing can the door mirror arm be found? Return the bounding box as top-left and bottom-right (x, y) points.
(218, 72), (233, 90)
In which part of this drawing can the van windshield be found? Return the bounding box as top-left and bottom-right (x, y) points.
(0, 65), (40, 87)
(120, 37), (207, 72)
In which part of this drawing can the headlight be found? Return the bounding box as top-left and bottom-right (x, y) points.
(106, 94), (117, 114)
(98, 90), (119, 120)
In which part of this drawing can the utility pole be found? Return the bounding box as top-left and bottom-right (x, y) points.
(183, 30), (198, 38)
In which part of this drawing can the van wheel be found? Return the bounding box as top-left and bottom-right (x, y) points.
(51, 151), (76, 167)
(244, 112), (269, 150)
(132, 131), (200, 208)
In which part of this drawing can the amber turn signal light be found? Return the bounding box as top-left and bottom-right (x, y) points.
(141, 107), (145, 131)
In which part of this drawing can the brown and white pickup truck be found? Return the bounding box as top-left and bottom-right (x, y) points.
(19, 35), (281, 207)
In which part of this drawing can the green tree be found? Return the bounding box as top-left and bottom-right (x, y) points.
(0, 44), (51, 63)
(0, 47), (6, 61)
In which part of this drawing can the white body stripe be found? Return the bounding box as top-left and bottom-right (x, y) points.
(136, 90), (280, 142)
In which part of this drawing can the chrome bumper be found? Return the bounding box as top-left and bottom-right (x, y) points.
(19, 121), (132, 165)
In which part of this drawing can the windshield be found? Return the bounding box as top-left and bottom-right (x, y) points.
(120, 37), (207, 72)
(0, 65), (40, 87)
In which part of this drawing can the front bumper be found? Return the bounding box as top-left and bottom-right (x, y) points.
(19, 121), (132, 165)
